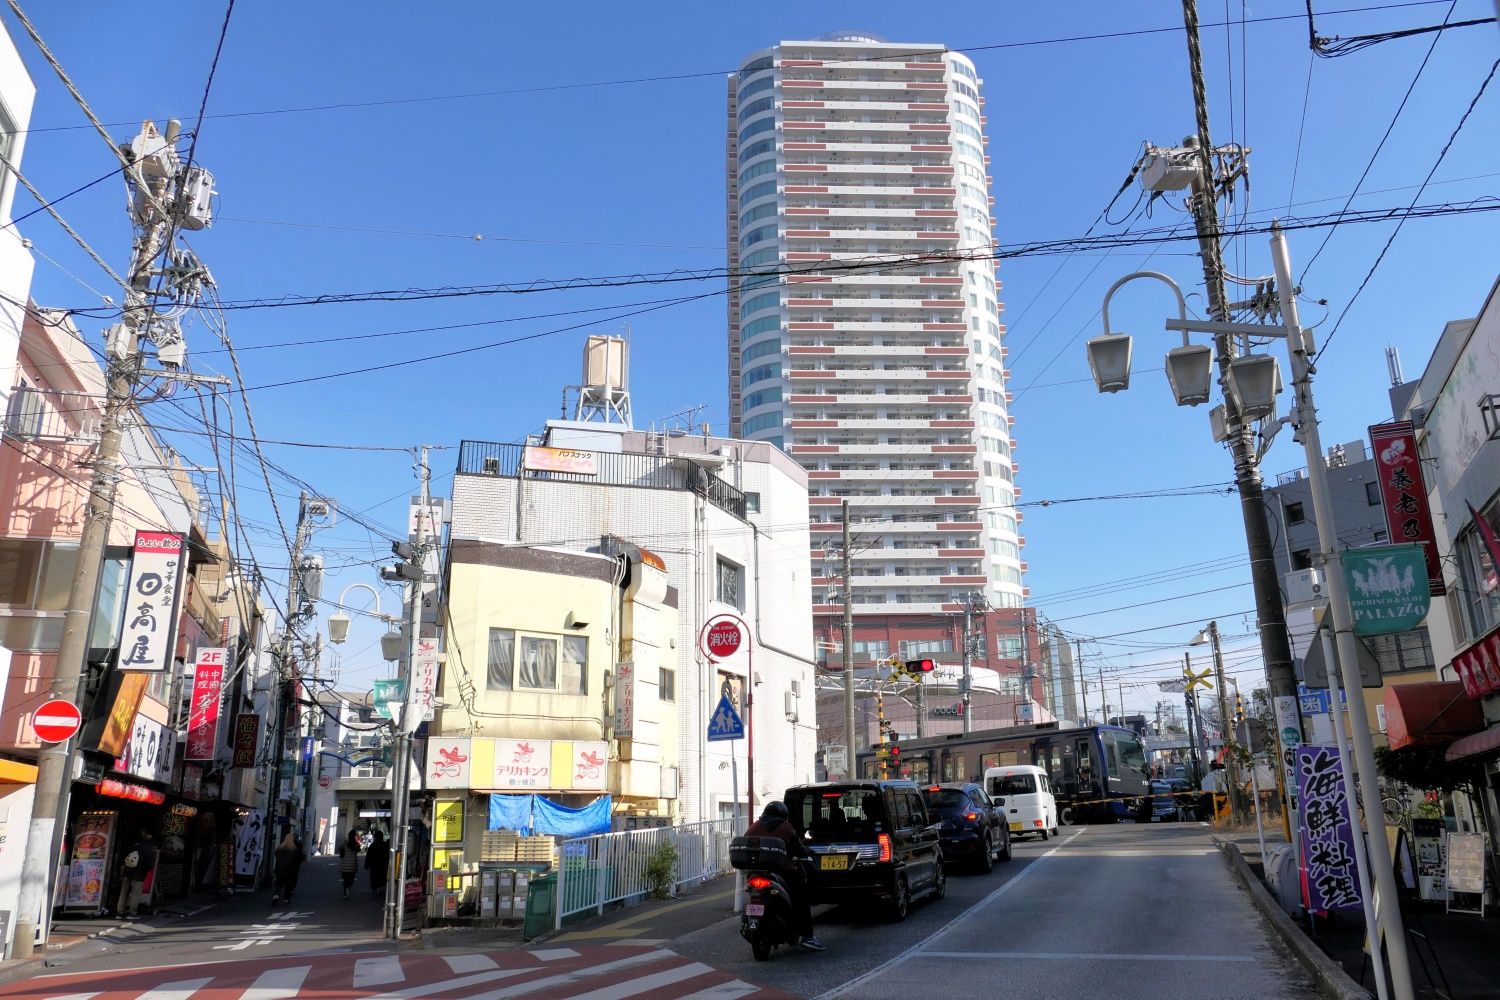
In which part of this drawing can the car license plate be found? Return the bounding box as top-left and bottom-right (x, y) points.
(1008, 822), (1023, 832)
(820, 854), (850, 871)
(745, 903), (765, 916)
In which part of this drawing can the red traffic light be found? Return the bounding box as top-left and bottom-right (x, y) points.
(904, 658), (936, 674)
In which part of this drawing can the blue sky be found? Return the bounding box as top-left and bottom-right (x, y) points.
(9, 2), (1497, 713)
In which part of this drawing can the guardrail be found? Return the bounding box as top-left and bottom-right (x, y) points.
(554, 818), (737, 930)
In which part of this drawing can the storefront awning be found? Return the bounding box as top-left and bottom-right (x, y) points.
(0, 758), (39, 783)
(1383, 681), (1485, 750)
(1446, 721), (1500, 763)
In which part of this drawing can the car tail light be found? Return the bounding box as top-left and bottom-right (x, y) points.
(877, 833), (892, 863)
(747, 876), (772, 890)
(965, 812), (978, 822)
(1033, 819), (1044, 828)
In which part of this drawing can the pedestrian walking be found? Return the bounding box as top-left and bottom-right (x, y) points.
(271, 829), (305, 905)
(366, 829), (390, 897)
(116, 830), (157, 920)
(337, 829), (362, 899)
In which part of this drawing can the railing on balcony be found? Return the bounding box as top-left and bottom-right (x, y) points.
(3, 386), (103, 443)
(458, 441), (748, 521)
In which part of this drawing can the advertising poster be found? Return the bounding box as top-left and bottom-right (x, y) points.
(434, 799), (464, 844)
(116, 532), (186, 672)
(64, 811), (116, 910)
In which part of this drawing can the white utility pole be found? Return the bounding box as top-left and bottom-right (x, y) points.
(1270, 223), (1413, 999)
(841, 500), (856, 774)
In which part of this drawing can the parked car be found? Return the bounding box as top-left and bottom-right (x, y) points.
(783, 780), (946, 921)
(1150, 779), (1184, 822)
(921, 782), (1011, 873)
(984, 764), (1060, 839)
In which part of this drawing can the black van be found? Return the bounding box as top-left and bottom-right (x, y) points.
(783, 780), (946, 921)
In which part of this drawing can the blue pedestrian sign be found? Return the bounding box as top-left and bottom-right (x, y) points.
(706, 695), (744, 741)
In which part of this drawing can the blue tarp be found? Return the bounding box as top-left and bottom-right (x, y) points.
(533, 794), (612, 837)
(487, 794), (534, 835)
(486, 793), (613, 838)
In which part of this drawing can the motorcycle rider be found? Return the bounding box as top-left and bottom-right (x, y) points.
(744, 800), (824, 952)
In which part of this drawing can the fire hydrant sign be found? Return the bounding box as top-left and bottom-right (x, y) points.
(704, 620), (742, 659)
(32, 699), (82, 743)
(186, 647), (227, 760)
(116, 531), (185, 672)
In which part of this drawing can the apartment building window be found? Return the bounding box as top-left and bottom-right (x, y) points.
(899, 638), (952, 658)
(1454, 496), (1500, 641)
(486, 628), (586, 694)
(744, 491), (761, 514)
(1292, 549), (1314, 570)
(659, 667), (676, 702)
(1366, 481), (1382, 506)
(1286, 502), (1306, 524)
(717, 556), (744, 610)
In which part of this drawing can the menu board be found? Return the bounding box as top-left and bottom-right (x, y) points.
(1445, 832), (1486, 896)
(434, 799), (464, 844)
(65, 811), (116, 911)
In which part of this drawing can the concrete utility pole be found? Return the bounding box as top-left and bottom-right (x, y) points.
(960, 592), (984, 734)
(1076, 639), (1088, 724)
(387, 446), (433, 939)
(1203, 621), (1245, 823)
(841, 500), (856, 775)
(1183, 654), (1203, 787)
(12, 119), (208, 960)
(1178, 0), (1300, 805)
(1269, 225), (1414, 1000)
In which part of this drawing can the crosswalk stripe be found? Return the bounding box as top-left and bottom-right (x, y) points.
(530, 949), (580, 962)
(138, 978), (213, 1000)
(675, 983), (763, 1000)
(443, 955), (500, 974)
(352, 956), (406, 988)
(457, 951), (672, 1000)
(361, 967), (530, 1000)
(238, 965), (312, 1000)
(42, 993), (101, 1000)
(559, 963), (714, 1000)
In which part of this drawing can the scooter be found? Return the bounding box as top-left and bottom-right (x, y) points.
(739, 860), (809, 962)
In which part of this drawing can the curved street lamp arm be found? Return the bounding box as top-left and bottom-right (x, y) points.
(1101, 270), (1191, 346)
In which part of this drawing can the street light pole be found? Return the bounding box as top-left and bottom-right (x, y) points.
(841, 500), (856, 775)
(1270, 223), (1413, 999)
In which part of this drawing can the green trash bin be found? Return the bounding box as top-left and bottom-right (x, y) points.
(523, 872), (556, 940)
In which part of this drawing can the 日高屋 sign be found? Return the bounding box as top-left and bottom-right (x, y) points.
(1342, 544), (1430, 636)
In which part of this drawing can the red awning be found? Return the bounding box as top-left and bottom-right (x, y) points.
(1447, 722), (1500, 763)
(1383, 682), (1485, 751)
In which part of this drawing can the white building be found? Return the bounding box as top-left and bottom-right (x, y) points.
(725, 34), (1023, 619)
(448, 423), (817, 824)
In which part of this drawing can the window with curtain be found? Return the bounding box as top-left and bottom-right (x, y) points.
(560, 636), (587, 694)
(487, 628), (515, 689)
(519, 635), (557, 689)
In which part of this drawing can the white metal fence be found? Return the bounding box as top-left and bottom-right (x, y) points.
(555, 818), (736, 929)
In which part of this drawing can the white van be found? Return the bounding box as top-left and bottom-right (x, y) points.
(984, 764), (1059, 840)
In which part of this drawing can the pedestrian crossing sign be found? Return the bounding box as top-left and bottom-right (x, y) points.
(706, 695), (744, 741)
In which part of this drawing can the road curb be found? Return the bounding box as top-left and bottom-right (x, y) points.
(1216, 839), (1368, 1000)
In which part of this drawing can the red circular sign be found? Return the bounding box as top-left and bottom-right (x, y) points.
(318, 776), (332, 789)
(32, 699), (82, 744)
(706, 620), (743, 658)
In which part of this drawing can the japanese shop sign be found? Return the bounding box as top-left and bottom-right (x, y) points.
(493, 738), (551, 790)
(613, 661), (634, 739)
(1342, 544), (1431, 636)
(522, 445), (597, 476)
(427, 738), (471, 789)
(1296, 745), (1363, 913)
(572, 741), (608, 791)
(231, 713), (259, 768)
(411, 638), (440, 726)
(95, 671), (150, 757)
(186, 647), (227, 760)
(1369, 422), (1444, 595)
(116, 531), (186, 672)
(113, 714), (175, 784)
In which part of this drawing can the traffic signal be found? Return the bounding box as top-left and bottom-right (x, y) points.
(889, 744), (901, 767)
(380, 540), (424, 583)
(903, 658), (936, 679)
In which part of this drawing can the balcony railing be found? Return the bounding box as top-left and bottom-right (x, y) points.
(458, 441), (748, 520)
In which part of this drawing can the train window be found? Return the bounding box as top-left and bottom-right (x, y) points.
(908, 758), (931, 783)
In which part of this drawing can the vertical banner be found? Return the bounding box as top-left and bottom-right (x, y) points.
(232, 810), (264, 878)
(1295, 745), (1363, 912)
(231, 713), (259, 768)
(1369, 422), (1445, 595)
(300, 736), (315, 776)
(186, 647), (228, 760)
(411, 637), (440, 724)
(614, 661), (635, 739)
(95, 672), (150, 757)
(116, 531), (186, 672)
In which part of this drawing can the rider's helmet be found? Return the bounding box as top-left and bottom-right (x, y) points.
(760, 800), (790, 824)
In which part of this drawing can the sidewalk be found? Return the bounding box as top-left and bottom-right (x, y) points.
(1218, 829), (1500, 999)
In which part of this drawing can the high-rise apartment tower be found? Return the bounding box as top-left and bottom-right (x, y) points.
(726, 36), (1030, 738)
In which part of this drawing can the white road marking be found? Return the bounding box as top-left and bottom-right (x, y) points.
(352, 955), (406, 987)
(675, 981), (763, 1000)
(443, 954), (500, 973)
(239, 964), (313, 1000)
(1056, 848), (1216, 857)
(531, 947), (581, 961)
(42, 993), (100, 1000)
(360, 968), (531, 1000)
(812, 828), (1089, 1000)
(138, 978), (213, 1000)
(459, 951), (672, 1000)
(559, 962), (713, 1000)
(919, 950), (1256, 962)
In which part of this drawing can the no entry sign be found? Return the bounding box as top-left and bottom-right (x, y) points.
(32, 699), (82, 744)
(705, 620), (743, 659)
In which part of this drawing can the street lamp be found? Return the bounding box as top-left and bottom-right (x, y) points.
(326, 582), (403, 662)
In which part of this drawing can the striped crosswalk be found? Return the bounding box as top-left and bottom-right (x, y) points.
(3, 946), (794, 1000)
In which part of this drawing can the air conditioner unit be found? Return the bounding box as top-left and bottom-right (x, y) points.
(1284, 568), (1324, 606)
